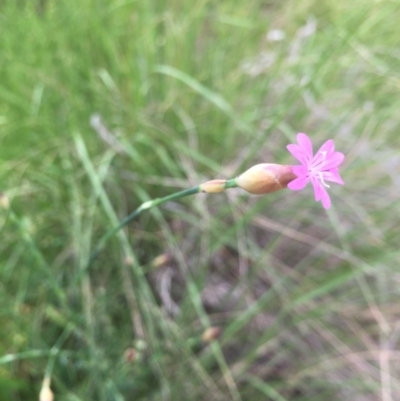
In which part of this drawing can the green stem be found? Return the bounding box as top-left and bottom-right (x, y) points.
(88, 178), (239, 265)
(88, 186), (201, 264)
(224, 178), (238, 189)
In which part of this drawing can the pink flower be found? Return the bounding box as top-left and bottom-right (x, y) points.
(286, 133), (344, 209)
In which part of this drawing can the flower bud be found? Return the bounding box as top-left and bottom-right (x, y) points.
(39, 377), (54, 401)
(201, 326), (222, 343)
(150, 253), (172, 268)
(236, 164), (296, 195)
(199, 179), (227, 193)
(123, 347), (137, 363)
(0, 193), (9, 209)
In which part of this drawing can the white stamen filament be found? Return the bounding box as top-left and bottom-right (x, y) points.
(315, 150), (327, 169)
(318, 172), (330, 188)
(309, 151), (330, 188)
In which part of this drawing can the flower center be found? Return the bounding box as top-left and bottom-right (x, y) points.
(308, 150), (330, 187)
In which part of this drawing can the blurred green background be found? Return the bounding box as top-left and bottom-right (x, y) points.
(1, 0), (399, 400)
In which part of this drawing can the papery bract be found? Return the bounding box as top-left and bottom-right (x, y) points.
(287, 133), (344, 209)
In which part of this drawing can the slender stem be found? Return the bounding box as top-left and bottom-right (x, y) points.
(88, 186), (200, 264)
(88, 178), (239, 265)
(224, 178), (238, 189)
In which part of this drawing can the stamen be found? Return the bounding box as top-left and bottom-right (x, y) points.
(311, 150), (328, 170)
(317, 150), (327, 168)
(318, 172), (330, 188)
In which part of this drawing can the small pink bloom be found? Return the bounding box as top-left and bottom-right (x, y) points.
(286, 133), (344, 209)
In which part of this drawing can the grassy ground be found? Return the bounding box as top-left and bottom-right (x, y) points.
(1, 0), (400, 400)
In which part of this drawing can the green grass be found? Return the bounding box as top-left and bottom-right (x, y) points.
(1, 0), (400, 400)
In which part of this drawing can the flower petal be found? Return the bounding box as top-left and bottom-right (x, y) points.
(286, 144), (308, 165)
(310, 176), (323, 201)
(287, 176), (309, 191)
(310, 177), (331, 209)
(292, 165), (308, 177)
(323, 152), (345, 169)
(320, 187), (331, 209)
(296, 133), (313, 159)
(316, 139), (335, 155)
(324, 168), (344, 185)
